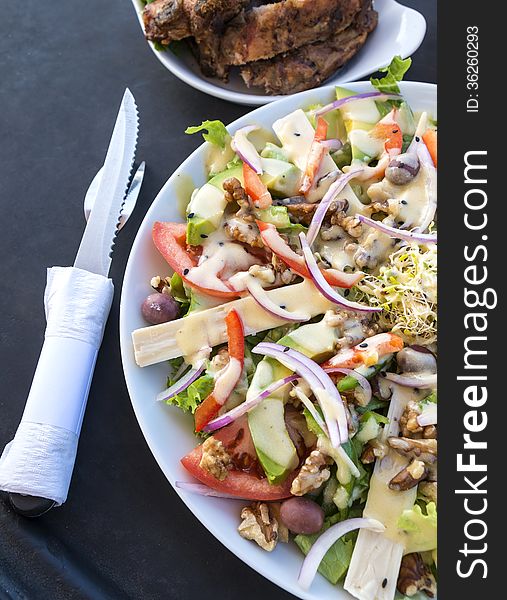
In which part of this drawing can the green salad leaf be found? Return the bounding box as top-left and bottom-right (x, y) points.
(294, 517), (355, 584)
(398, 502), (437, 553)
(355, 397), (389, 415)
(165, 371), (214, 415)
(185, 120), (229, 148)
(370, 56), (412, 95)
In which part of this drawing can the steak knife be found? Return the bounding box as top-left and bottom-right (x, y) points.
(6, 89), (139, 516)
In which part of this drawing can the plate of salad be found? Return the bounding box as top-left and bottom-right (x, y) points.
(120, 57), (438, 600)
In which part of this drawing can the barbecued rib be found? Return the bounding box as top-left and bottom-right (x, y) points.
(185, 0), (252, 77)
(143, 0), (191, 44)
(143, 0), (252, 77)
(220, 0), (362, 66)
(240, 0), (377, 94)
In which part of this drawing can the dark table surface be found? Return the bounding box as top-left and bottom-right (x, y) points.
(0, 1), (435, 598)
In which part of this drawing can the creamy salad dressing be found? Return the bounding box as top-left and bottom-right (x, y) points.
(316, 236), (356, 271)
(368, 163), (434, 230)
(188, 229), (258, 292)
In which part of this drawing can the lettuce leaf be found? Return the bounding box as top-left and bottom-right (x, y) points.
(370, 56), (412, 95)
(185, 120), (229, 148)
(165, 372), (214, 414)
(398, 502), (437, 553)
(294, 516), (355, 584)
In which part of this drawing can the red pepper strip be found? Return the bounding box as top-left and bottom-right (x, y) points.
(300, 117), (329, 195)
(153, 222), (240, 299)
(422, 129), (437, 167)
(194, 309), (245, 432)
(243, 162), (272, 209)
(256, 220), (362, 288)
(370, 109), (403, 157)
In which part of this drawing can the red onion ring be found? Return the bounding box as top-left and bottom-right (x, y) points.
(323, 367), (372, 404)
(300, 233), (381, 313)
(175, 482), (246, 499)
(231, 125), (263, 174)
(204, 375), (299, 432)
(320, 139), (343, 152)
(314, 92), (402, 117)
(253, 342), (348, 446)
(293, 387), (329, 437)
(357, 215), (437, 244)
(298, 517), (385, 590)
(245, 275), (310, 323)
(307, 169), (363, 245)
(156, 361), (206, 402)
(385, 372), (437, 389)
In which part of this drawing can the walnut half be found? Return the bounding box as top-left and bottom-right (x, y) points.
(389, 459), (428, 491)
(290, 450), (331, 496)
(199, 437), (232, 481)
(397, 553), (437, 597)
(238, 502), (279, 552)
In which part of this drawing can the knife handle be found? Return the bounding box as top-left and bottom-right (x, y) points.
(22, 336), (99, 435)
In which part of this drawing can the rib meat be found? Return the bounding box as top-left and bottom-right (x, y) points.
(220, 0), (361, 66)
(240, 0), (377, 94)
(143, 0), (251, 77)
(143, 0), (190, 43)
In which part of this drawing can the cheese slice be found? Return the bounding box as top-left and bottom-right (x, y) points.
(132, 280), (333, 367)
(344, 385), (419, 600)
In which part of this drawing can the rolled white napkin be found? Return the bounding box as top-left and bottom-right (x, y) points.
(0, 266), (114, 505)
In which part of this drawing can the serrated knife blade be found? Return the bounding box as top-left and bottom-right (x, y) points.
(74, 88), (138, 275)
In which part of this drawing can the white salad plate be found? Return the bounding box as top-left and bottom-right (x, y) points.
(119, 81), (437, 600)
(130, 0), (427, 106)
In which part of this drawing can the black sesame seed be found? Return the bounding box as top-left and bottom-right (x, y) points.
(401, 200), (408, 205)
(397, 221), (404, 226)
(183, 269), (189, 276)
(200, 234), (208, 239)
(219, 241), (224, 246)
(294, 132), (301, 137)
(359, 343), (368, 348)
(382, 579), (388, 589)
(283, 346), (290, 352)
(415, 136), (420, 142)
(392, 129), (399, 134)
(187, 212), (195, 219)
(280, 305), (286, 309)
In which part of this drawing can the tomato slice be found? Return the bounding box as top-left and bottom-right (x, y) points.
(194, 311), (245, 432)
(181, 417), (294, 500)
(300, 117), (328, 195)
(243, 162), (272, 209)
(257, 220), (362, 288)
(152, 221), (239, 299)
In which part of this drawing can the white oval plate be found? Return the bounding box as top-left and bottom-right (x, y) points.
(130, 0), (426, 106)
(120, 81), (437, 599)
